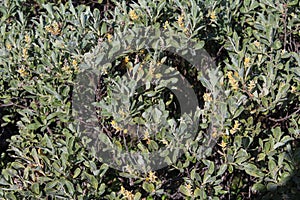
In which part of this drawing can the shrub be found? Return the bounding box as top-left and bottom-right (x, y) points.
(0, 0), (299, 199)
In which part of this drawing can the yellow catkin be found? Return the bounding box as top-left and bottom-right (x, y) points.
(25, 34), (31, 43)
(124, 56), (130, 63)
(22, 48), (29, 60)
(227, 71), (239, 91)
(219, 140), (227, 148)
(17, 67), (28, 77)
(163, 21), (169, 29)
(244, 57), (250, 67)
(6, 43), (12, 51)
(45, 22), (61, 35)
(247, 80), (255, 91)
(146, 171), (157, 183)
(254, 40), (260, 48)
(106, 33), (113, 42)
(210, 11), (217, 20)
(230, 120), (240, 135)
(203, 93), (213, 102)
(129, 10), (139, 20)
(291, 85), (297, 93)
(178, 14), (185, 28)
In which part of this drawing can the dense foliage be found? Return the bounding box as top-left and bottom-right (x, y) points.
(0, 0), (299, 199)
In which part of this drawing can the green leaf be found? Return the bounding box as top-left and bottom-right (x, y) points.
(288, 0), (299, 6)
(64, 179), (75, 195)
(272, 126), (282, 142)
(43, 85), (62, 101)
(90, 175), (98, 190)
(266, 182), (277, 191)
(73, 168), (81, 178)
(244, 163), (265, 178)
(194, 41), (205, 50)
(99, 164), (109, 178)
(142, 182), (155, 193)
(217, 164), (227, 176)
(45, 180), (59, 189)
(268, 159), (277, 178)
(0, 177), (10, 186)
(233, 106), (244, 119)
(148, 140), (158, 151)
(99, 183), (106, 195)
(31, 183), (40, 195)
(235, 149), (249, 164)
(194, 187), (201, 197)
(11, 162), (25, 169)
(252, 183), (265, 192)
(31, 148), (40, 166)
(5, 193), (17, 200)
(42, 4), (54, 19)
(179, 184), (191, 197)
(101, 22), (107, 35)
(134, 192), (142, 200)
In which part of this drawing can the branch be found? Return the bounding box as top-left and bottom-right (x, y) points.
(268, 107), (300, 122)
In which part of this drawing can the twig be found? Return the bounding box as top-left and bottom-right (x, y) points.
(268, 107), (300, 122)
(0, 102), (14, 108)
(46, 127), (53, 135)
(213, 45), (225, 62)
(0, 102), (33, 110)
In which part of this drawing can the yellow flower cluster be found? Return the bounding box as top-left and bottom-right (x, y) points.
(155, 73), (162, 79)
(254, 40), (260, 48)
(281, 49), (287, 55)
(120, 186), (134, 200)
(22, 48), (29, 60)
(62, 64), (72, 74)
(210, 11), (217, 21)
(72, 59), (79, 72)
(17, 66), (28, 77)
(203, 93), (212, 102)
(183, 27), (190, 35)
(6, 42), (12, 51)
(124, 56), (130, 63)
(291, 12), (297, 18)
(129, 10), (139, 20)
(178, 14), (185, 28)
(247, 80), (255, 91)
(160, 138), (169, 145)
(124, 164), (136, 175)
(291, 85), (297, 93)
(111, 120), (128, 134)
(149, 63), (155, 74)
(45, 21), (61, 35)
(212, 131), (218, 138)
(25, 34), (31, 44)
(227, 71), (239, 91)
(118, 109), (127, 118)
(61, 59), (80, 74)
(106, 33), (113, 42)
(219, 139), (227, 148)
(146, 171), (157, 183)
(163, 21), (169, 30)
(230, 120), (240, 135)
(111, 120), (117, 127)
(244, 57), (251, 67)
(143, 131), (151, 144)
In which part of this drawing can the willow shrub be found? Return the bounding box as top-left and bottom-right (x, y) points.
(0, 0), (299, 199)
